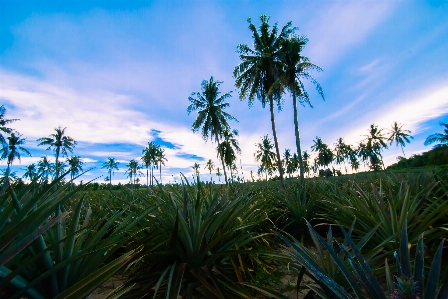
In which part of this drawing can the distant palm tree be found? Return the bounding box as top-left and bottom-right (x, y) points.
(187, 77), (237, 185)
(424, 122), (448, 149)
(0, 105), (19, 146)
(204, 159), (215, 182)
(311, 136), (333, 171)
(283, 149), (294, 178)
(215, 167), (222, 182)
(334, 138), (349, 173)
(155, 146), (167, 183)
(142, 142), (158, 187)
(217, 129), (241, 183)
(37, 126), (77, 180)
(192, 163), (200, 179)
(0, 132), (31, 189)
(234, 15), (295, 186)
(302, 151), (310, 177)
(125, 159), (141, 190)
(363, 124), (388, 171)
(255, 135), (276, 181)
(101, 157), (119, 191)
(388, 121), (413, 158)
(67, 156), (83, 190)
(272, 35), (324, 181)
(23, 163), (37, 182)
(37, 156), (54, 184)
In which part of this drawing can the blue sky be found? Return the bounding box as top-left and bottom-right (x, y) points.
(1, 0), (448, 184)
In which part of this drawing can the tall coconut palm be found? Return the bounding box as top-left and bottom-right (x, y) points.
(187, 77), (237, 185)
(125, 159), (141, 190)
(142, 142), (158, 188)
(22, 163), (37, 182)
(363, 124), (388, 171)
(37, 126), (77, 180)
(234, 15), (295, 186)
(37, 156), (54, 184)
(334, 137), (350, 173)
(302, 151), (310, 177)
(192, 162), (200, 179)
(254, 135), (276, 181)
(388, 121), (413, 158)
(217, 129), (241, 183)
(216, 167), (222, 182)
(283, 148), (294, 178)
(204, 159), (215, 182)
(272, 35), (324, 181)
(0, 132), (31, 189)
(101, 157), (119, 191)
(0, 105), (19, 146)
(66, 156), (83, 190)
(155, 146), (167, 183)
(311, 136), (333, 171)
(424, 122), (448, 149)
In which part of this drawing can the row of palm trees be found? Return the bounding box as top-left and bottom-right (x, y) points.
(254, 121), (416, 179)
(188, 15), (324, 186)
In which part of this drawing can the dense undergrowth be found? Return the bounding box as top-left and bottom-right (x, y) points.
(1, 170), (447, 298)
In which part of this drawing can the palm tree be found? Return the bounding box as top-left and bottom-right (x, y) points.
(0, 132), (31, 189)
(101, 157), (119, 191)
(37, 126), (77, 180)
(125, 159), (141, 190)
(388, 121), (413, 158)
(155, 146), (167, 183)
(283, 149), (295, 178)
(37, 156), (54, 184)
(363, 124), (388, 171)
(311, 136), (333, 171)
(204, 159), (215, 182)
(187, 77), (237, 185)
(272, 35), (324, 181)
(302, 151), (310, 177)
(215, 167), (222, 182)
(192, 162), (200, 179)
(22, 163), (37, 182)
(217, 129), (241, 183)
(0, 105), (19, 146)
(234, 15), (295, 186)
(424, 122), (448, 149)
(254, 135), (277, 181)
(66, 156), (83, 190)
(334, 137), (349, 173)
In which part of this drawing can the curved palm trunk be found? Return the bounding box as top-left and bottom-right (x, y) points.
(159, 162), (162, 183)
(292, 93), (304, 183)
(268, 96), (285, 186)
(55, 147), (60, 181)
(146, 166), (149, 192)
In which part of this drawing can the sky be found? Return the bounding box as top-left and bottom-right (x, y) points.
(1, 0), (448, 184)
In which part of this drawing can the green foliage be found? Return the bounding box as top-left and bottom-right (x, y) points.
(388, 145), (448, 170)
(0, 177), (140, 299)
(111, 176), (279, 299)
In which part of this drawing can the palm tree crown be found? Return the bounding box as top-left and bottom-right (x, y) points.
(254, 135), (276, 180)
(0, 105), (19, 146)
(37, 126), (77, 180)
(188, 77), (237, 185)
(388, 121), (413, 157)
(424, 122), (448, 149)
(102, 157), (119, 191)
(234, 15), (295, 186)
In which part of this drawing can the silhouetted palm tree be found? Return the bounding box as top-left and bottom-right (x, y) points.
(67, 156), (83, 190)
(142, 142), (158, 187)
(23, 163), (37, 182)
(311, 136), (333, 171)
(1, 132), (31, 189)
(155, 146), (167, 183)
(234, 15), (295, 186)
(0, 105), (19, 146)
(204, 159), (215, 182)
(424, 122), (448, 149)
(363, 124), (388, 171)
(215, 167), (222, 182)
(388, 121), (413, 158)
(37, 156), (54, 184)
(125, 159), (141, 190)
(217, 129), (241, 183)
(37, 126), (77, 180)
(255, 135), (276, 181)
(334, 137), (349, 173)
(102, 157), (119, 191)
(187, 77), (237, 185)
(192, 162), (200, 179)
(273, 35), (324, 181)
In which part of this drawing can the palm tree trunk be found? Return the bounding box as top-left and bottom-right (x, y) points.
(146, 166), (149, 193)
(159, 162), (162, 182)
(216, 134), (228, 185)
(292, 92), (304, 183)
(268, 97), (285, 186)
(55, 147), (60, 181)
(109, 169), (112, 191)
